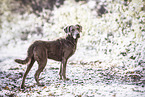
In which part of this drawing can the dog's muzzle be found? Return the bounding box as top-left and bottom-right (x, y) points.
(72, 31), (80, 39)
(73, 33), (80, 39)
(76, 33), (80, 38)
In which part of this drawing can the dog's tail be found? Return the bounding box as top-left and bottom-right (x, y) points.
(15, 57), (30, 64)
(15, 57), (30, 65)
(15, 45), (34, 65)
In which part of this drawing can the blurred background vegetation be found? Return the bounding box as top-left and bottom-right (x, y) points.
(0, 0), (145, 69)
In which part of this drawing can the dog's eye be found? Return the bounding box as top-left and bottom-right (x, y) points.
(77, 28), (79, 30)
(72, 29), (75, 31)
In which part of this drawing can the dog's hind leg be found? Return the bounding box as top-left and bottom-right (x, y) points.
(35, 59), (47, 86)
(21, 57), (35, 89)
(33, 47), (47, 86)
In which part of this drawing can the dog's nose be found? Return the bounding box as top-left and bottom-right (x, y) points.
(77, 33), (80, 38)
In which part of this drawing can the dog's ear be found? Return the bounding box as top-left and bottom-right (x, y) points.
(64, 25), (73, 33)
(75, 24), (82, 32)
(64, 27), (67, 33)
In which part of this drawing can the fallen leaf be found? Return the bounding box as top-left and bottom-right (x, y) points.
(4, 86), (10, 90)
(43, 86), (47, 89)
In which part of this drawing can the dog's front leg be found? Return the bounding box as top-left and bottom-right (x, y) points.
(59, 63), (62, 80)
(61, 58), (69, 81)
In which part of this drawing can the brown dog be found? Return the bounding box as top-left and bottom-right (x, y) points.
(15, 24), (82, 88)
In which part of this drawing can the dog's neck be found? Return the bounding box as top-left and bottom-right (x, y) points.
(66, 35), (78, 46)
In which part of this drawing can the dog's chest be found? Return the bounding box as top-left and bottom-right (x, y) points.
(62, 42), (77, 58)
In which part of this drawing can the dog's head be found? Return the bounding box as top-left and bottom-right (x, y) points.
(64, 24), (82, 39)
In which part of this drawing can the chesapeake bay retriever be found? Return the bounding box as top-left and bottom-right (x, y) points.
(15, 24), (82, 88)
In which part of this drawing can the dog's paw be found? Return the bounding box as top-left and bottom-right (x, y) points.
(63, 78), (70, 81)
(37, 82), (45, 87)
(21, 85), (25, 89)
(59, 77), (62, 80)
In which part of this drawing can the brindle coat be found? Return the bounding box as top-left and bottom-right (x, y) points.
(15, 24), (82, 88)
